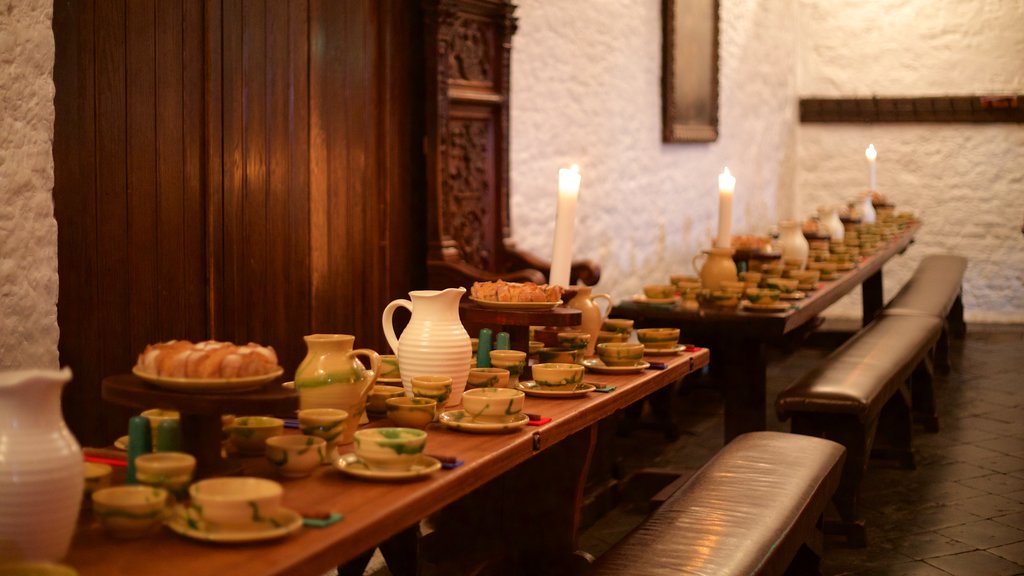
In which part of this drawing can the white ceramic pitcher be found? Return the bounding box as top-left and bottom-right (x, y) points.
(0, 368), (83, 561)
(382, 288), (472, 407)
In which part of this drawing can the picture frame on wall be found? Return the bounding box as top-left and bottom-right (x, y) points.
(662, 0), (719, 142)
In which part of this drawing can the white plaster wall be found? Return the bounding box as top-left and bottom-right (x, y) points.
(0, 0), (60, 369)
(797, 0), (1024, 321)
(510, 0), (799, 304)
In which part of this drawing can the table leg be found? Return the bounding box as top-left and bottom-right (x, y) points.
(862, 270), (884, 327)
(719, 338), (767, 443)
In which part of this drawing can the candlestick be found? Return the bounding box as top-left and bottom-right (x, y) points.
(716, 167), (735, 248)
(865, 144), (877, 191)
(550, 165), (581, 287)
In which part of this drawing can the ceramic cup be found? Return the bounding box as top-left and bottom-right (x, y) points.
(225, 416), (285, 455)
(635, 328), (680, 349)
(353, 428), (427, 471)
(531, 363), (585, 391)
(366, 385), (405, 415)
(745, 288), (781, 305)
(537, 347), (584, 365)
(596, 330), (628, 345)
(297, 408), (349, 458)
(385, 397), (437, 429)
(188, 477), (282, 530)
(461, 387), (525, 423)
(134, 452), (196, 494)
(669, 274), (700, 286)
(601, 318), (634, 337)
(92, 485), (169, 538)
(556, 331), (591, 350)
(379, 354), (401, 381)
(140, 408), (180, 450)
(596, 343), (645, 367)
(410, 375), (454, 414)
(765, 277), (799, 294)
(266, 434), (326, 477)
(488, 350), (527, 387)
(466, 367), (510, 390)
(643, 285), (676, 299)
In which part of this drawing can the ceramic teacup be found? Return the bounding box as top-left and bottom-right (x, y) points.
(738, 271), (763, 285)
(188, 477), (282, 530)
(298, 408), (349, 455)
(366, 385), (405, 415)
(266, 434), (326, 477)
(466, 367), (510, 390)
(697, 289), (741, 309)
(461, 387), (525, 422)
(601, 318), (634, 336)
(379, 354), (401, 381)
(744, 288), (781, 304)
(528, 340), (544, 359)
(134, 451), (196, 494)
(92, 485), (169, 538)
(635, 328), (680, 349)
(643, 284), (676, 299)
(353, 427), (427, 471)
(225, 416), (285, 455)
(596, 330), (628, 345)
(764, 277), (799, 294)
(718, 280), (746, 294)
(556, 331), (591, 350)
(410, 375), (454, 410)
(140, 408), (179, 450)
(669, 274), (700, 286)
(531, 363), (585, 391)
(537, 347), (584, 365)
(385, 397), (436, 430)
(488, 350), (527, 386)
(596, 343), (645, 367)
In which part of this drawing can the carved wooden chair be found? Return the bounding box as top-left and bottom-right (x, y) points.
(423, 0), (599, 291)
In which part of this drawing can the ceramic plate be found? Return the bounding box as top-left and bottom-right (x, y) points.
(580, 359), (650, 374)
(515, 381), (596, 398)
(113, 435), (130, 451)
(778, 291), (806, 301)
(439, 410), (529, 433)
(132, 367), (284, 393)
(642, 344), (687, 356)
(468, 297), (562, 311)
(742, 302), (792, 313)
(334, 453), (441, 481)
(375, 377), (403, 385)
(631, 295), (677, 305)
(165, 505), (302, 543)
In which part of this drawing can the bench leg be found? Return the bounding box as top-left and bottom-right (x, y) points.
(911, 356), (939, 432)
(948, 289), (967, 339)
(934, 325), (952, 374)
(873, 388), (916, 469)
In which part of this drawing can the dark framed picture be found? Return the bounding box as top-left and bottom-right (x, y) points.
(662, 0), (719, 142)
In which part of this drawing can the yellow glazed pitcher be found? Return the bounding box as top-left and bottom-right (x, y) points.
(294, 334), (380, 445)
(566, 286), (612, 356)
(692, 247), (738, 290)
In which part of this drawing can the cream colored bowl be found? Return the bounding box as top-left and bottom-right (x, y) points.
(92, 486), (168, 538)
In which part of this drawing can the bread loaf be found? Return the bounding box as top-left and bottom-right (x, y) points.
(470, 280), (563, 303)
(136, 340), (279, 379)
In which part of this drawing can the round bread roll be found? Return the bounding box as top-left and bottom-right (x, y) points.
(136, 340), (279, 379)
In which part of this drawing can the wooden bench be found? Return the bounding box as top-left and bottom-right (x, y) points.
(883, 254), (968, 431)
(776, 314), (943, 546)
(589, 431), (846, 576)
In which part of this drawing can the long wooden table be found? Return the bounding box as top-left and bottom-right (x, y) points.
(613, 222), (918, 442)
(66, 349), (708, 576)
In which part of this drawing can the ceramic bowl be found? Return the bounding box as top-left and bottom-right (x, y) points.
(596, 331), (628, 344)
(488, 350), (527, 384)
(531, 363), (585, 391)
(92, 485), (169, 538)
(266, 434), (326, 477)
(140, 408), (180, 450)
(669, 274), (700, 286)
(353, 428), (427, 471)
(188, 477), (282, 530)
(379, 354), (401, 380)
(738, 271), (762, 285)
(601, 318), (634, 335)
(643, 284), (676, 299)
(461, 387), (525, 422)
(225, 416), (285, 455)
(134, 451), (196, 493)
(297, 408), (349, 451)
(764, 277), (799, 294)
(635, 328), (680, 349)
(537, 347), (584, 364)
(697, 289), (741, 309)
(466, 367), (510, 390)
(528, 340), (544, 358)
(718, 280), (746, 294)
(596, 343), (645, 367)
(788, 269), (820, 287)
(83, 462), (112, 499)
(556, 331), (591, 350)
(385, 397), (436, 429)
(410, 375), (453, 407)
(744, 288), (781, 304)
(366, 385), (405, 414)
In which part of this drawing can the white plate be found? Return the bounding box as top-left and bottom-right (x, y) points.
(580, 359), (650, 374)
(742, 302), (792, 313)
(778, 291), (806, 301)
(165, 505), (302, 543)
(643, 344), (687, 356)
(334, 453), (441, 481)
(439, 410), (529, 433)
(132, 367), (285, 393)
(631, 295), (677, 305)
(515, 381), (595, 398)
(468, 297), (562, 311)
(376, 377), (403, 385)
(113, 435), (130, 451)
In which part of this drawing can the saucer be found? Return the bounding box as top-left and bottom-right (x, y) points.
(334, 453), (441, 481)
(165, 505), (302, 543)
(779, 291), (806, 301)
(631, 295), (677, 305)
(581, 359), (650, 374)
(515, 381), (596, 398)
(376, 377), (403, 385)
(113, 435), (130, 451)
(742, 301), (791, 313)
(642, 344), (687, 356)
(439, 410), (529, 433)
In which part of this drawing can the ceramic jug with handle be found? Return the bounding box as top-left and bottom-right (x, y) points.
(777, 220), (810, 270)
(692, 247), (738, 290)
(383, 288), (472, 407)
(0, 368), (83, 562)
(294, 334), (381, 445)
(566, 286), (612, 356)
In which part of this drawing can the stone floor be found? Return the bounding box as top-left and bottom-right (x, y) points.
(579, 320), (1024, 576)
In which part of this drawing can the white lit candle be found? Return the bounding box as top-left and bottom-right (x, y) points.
(716, 167), (735, 248)
(549, 165), (581, 287)
(865, 144), (877, 191)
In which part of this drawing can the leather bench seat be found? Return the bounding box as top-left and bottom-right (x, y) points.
(776, 314), (942, 546)
(884, 254), (967, 319)
(590, 431), (846, 576)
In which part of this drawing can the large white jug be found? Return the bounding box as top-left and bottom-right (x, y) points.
(382, 288), (472, 407)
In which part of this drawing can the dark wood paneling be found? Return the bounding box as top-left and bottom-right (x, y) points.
(800, 95), (1024, 124)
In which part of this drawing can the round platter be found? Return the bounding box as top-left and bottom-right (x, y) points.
(334, 453), (441, 481)
(742, 302), (792, 313)
(515, 381), (595, 398)
(439, 410), (529, 433)
(165, 505), (302, 543)
(580, 359), (650, 374)
(642, 344), (687, 356)
(132, 366), (284, 393)
(468, 297), (562, 311)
